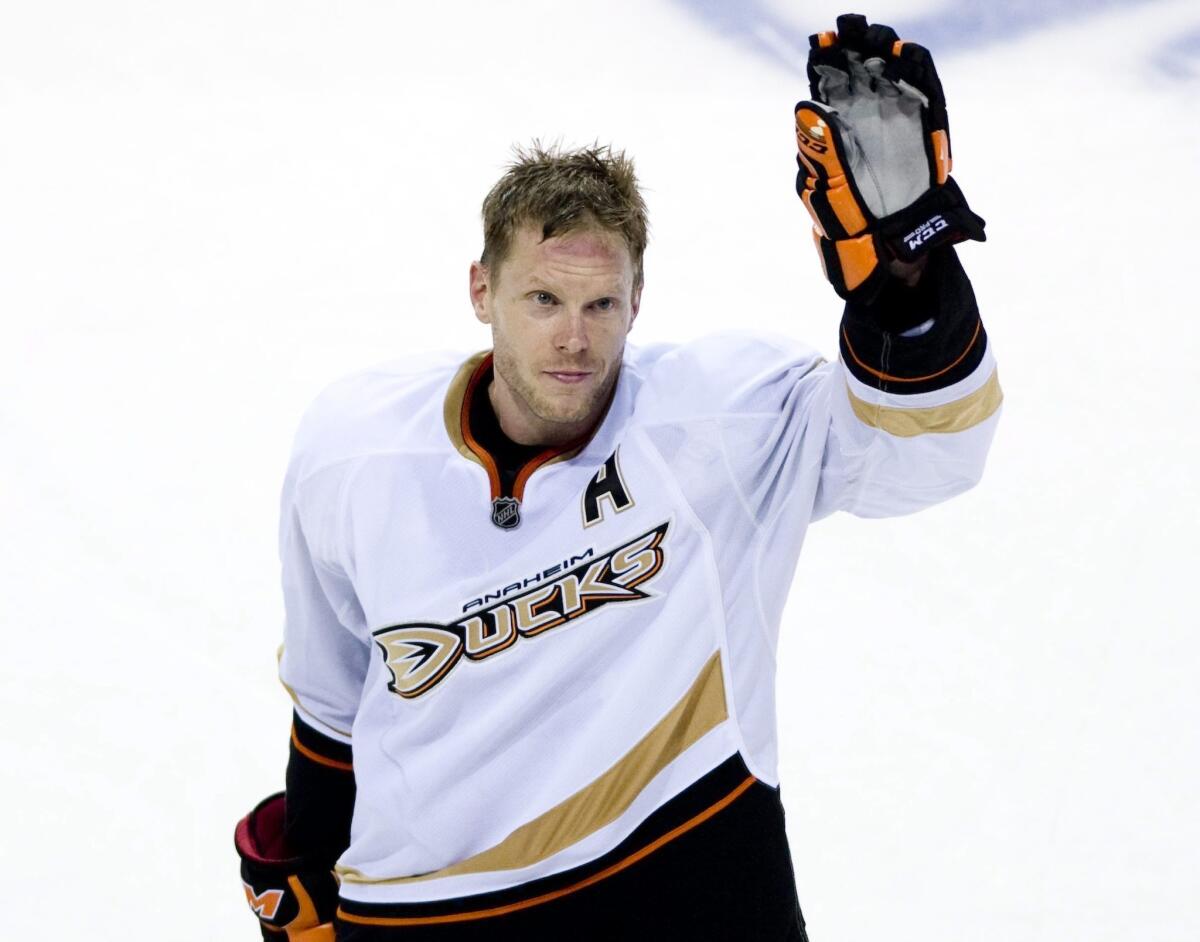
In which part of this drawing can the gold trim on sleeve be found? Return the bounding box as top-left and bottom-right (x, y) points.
(276, 644), (355, 740)
(338, 650), (729, 885)
(847, 368), (1002, 437)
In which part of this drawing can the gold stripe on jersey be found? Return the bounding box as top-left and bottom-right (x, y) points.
(277, 645), (354, 739)
(847, 368), (1002, 438)
(338, 650), (729, 885)
(336, 776), (757, 927)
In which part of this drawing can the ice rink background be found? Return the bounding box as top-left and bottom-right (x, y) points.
(2, 0), (1198, 938)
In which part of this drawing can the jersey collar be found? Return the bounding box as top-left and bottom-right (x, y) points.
(443, 351), (607, 504)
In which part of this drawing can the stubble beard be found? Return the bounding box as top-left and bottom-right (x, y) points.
(492, 341), (622, 445)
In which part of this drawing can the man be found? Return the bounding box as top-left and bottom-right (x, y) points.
(236, 15), (1001, 941)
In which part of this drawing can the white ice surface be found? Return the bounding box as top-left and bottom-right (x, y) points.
(2, 1), (1198, 938)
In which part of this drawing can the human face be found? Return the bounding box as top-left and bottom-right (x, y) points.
(469, 223), (641, 447)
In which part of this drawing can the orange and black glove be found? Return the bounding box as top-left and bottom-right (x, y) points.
(795, 13), (985, 301)
(235, 792), (338, 941)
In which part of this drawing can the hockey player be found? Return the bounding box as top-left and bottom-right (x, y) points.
(235, 15), (1000, 941)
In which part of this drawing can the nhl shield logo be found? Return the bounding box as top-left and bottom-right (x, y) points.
(491, 497), (521, 530)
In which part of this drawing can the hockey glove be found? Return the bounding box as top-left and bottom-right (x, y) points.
(795, 13), (985, 301)
(235, 792), (338, 942)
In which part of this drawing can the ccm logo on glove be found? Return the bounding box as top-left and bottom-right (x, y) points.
(904, 215), (950, 250)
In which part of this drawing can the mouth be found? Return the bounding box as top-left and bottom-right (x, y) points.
(544, 369), (594, 385)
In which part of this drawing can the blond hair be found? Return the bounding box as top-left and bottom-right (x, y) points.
(480, 142), (649, 288)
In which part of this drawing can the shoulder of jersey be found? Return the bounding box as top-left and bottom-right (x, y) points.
(287, 350), (468, 480)
(627, 331), (826, 422)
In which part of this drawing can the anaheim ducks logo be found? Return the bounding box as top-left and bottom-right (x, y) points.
(373, 522), (669, 699)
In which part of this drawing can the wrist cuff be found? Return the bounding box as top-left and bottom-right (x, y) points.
(840, 246), (987, 394)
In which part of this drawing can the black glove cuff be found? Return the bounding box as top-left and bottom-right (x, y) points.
(877, 177), (986, 264)
(841, 246), (988, 394)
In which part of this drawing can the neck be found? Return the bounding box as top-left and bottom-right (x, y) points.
(487, 368), (611, 449)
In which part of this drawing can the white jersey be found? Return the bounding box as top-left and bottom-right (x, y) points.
(275, 330), (1001, 907)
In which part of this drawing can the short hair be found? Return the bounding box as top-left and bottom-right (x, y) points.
(480, 142), (649, 289)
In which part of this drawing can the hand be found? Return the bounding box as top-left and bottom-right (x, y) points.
(888, 255), (928, 288)
(795, 14), (985, 301)
(235, 792), (337, 942)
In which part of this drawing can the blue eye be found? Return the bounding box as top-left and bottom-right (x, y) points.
(534, 291), (555, 305)
(594, 298), (614, 311)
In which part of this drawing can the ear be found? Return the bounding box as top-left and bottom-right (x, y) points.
(469, 260), (491, 324)
(628, 281), (643, 332)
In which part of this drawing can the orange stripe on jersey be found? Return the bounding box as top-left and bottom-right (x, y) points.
(512, 447), (565, 502)
(842, 318), (982, 384)
(336, 776), (758, 928)
(459, 354), (502, 499)
(291, 726), (353, 772)
(892, 39), (906, 57)
(818, 30), (836, 48)
(458, 353), (588, 502)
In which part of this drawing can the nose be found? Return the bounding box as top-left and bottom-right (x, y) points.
(555, 309), (588, 356)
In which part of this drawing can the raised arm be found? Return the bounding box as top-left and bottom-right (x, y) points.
(794, 13), (1000, 517)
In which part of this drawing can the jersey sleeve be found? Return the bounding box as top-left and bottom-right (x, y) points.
(276, 405), (371, 743)
(811, 245), (1001, 519)
(645, 245), (1000, 531)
